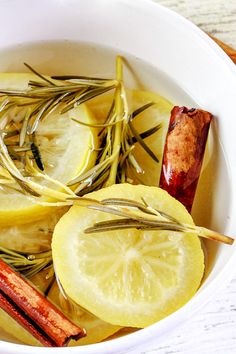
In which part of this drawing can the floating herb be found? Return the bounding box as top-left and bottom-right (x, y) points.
(82, 197), (234, 245)
(69, 56), (160, 193)
(0, 56), (160, 199)
(0, 247), (53, 278)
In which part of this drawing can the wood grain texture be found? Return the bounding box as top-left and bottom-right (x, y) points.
(156, 0), (236, 48)
(211, 36), (236, 64)
(128, 1), (236, 354)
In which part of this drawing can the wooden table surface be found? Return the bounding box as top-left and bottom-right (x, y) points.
(128, 1), (236, 354)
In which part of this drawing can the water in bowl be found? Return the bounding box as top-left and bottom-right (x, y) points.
(0, 40), (231, 345)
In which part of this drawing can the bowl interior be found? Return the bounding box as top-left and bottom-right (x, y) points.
(0, 0), (236, 353)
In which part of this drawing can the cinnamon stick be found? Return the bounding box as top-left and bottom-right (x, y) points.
(159, 106), (212, 212)
(0, 290), (56, 346)
(0, 259), (86, 347)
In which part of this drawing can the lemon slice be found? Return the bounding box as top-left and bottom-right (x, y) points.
(0, 208), (64, 345)
(0, 206), (120, 346)
(52, 184), (204, 328)
(0, 205), (66, 344)
(0, 207), (67, 253)
(88, 89), (172, 185)
(0, 73), (97, 225)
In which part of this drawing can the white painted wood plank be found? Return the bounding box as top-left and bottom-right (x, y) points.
(128, 1), (236, 353)
(129, 277), (236, 354)
(155, 0), (236, 48)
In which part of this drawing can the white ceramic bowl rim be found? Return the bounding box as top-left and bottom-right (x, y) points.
(0, 0), (236, 353)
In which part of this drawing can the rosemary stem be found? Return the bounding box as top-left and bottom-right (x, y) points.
(105, 56), (123, 186)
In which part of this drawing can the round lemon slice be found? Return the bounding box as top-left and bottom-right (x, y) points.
(0, 73), (97, 225)
(52, 184), (204, 328)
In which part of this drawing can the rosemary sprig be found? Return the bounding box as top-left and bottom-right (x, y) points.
(0, 247), (53, 278)
(0, 56), (160, 199)
(68, 56), (161, 193)
(0, 77), (117, 135)
(82, 197), (234, 245)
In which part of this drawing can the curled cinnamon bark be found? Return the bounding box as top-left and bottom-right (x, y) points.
(0, 290), (56, 346)
(159, 106), (212, 212)
(0, 259), (86, 346)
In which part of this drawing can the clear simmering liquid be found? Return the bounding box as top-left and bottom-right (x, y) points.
(0, 40), (231, 345)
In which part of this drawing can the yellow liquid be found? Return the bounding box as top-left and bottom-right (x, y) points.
(0, 40), (232, 345)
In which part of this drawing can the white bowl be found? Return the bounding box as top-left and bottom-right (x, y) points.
(0, 0), (236, 353)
